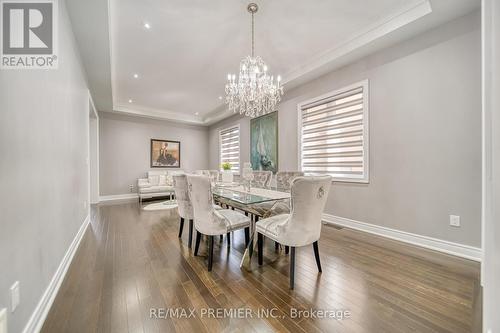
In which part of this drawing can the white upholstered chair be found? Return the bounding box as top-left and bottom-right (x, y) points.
(252, 171), (305, 218)
(186, 175), (251, 271)
(172, 174), (195, 248)
(275, 171), (304, 190)
(255, 175), (332, 289)
(251, 170), (272, 188)
(195, 170), (220, 182)
(173, 174), (223, 248)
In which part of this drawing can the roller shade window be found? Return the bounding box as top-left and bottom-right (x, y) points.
(299, 81), (369, 183)
(219, 125), (240, 174)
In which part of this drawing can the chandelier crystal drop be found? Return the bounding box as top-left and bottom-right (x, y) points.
(225, 3), (283, 118)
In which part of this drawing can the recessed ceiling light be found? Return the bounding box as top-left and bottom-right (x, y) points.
(218, 96), (223, 100)
(195, 112), (199, 116)
(128, 99), (133, 103)
(143, 22), (151, 29)
(133, 73), (139, 79)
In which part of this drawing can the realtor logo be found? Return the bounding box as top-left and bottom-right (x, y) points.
(1, 0), (58, 69)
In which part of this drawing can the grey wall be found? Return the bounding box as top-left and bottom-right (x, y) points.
(0, 1), (90, 332)
(99, 112), (209, 196)
(208, 12), (481, 247)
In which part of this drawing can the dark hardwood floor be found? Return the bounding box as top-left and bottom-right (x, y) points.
(41, 202), (481, 333)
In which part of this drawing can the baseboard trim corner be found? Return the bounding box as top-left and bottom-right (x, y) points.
(99, 193), (138, 202)
(22, 214), (90, 333)
(322, 214), (482, 262)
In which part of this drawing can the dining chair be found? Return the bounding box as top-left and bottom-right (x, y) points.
(276, 171), (304, 190)
(172, 174), (195, 248)
(173, 174), (223, 249)
(196, 169), (219, 179)
(252, 171), (305, 218)
(251, 170), (272, 188)
(206, 170), (220, 182)
(255, 175), (332, 289)
(187, 174), (251, 271)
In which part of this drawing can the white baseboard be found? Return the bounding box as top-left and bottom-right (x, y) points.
(22, 215), (90, 333)
(99, 193), (138, 202)
(322, 214), (482, 262)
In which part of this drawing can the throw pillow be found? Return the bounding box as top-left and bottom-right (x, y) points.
(148, 175), (160, 186)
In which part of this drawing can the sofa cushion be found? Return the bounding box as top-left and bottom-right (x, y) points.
(148, 175), (160, 186)
(139, 185), (174, 194)
(148, 170), (168, 177)
(158, 175), (167, 186)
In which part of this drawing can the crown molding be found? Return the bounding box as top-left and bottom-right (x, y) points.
(113, 104), (205, 125)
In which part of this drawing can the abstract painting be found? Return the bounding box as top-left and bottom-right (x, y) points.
(150, 139), (180, 168)
(250, 112), (278, 173)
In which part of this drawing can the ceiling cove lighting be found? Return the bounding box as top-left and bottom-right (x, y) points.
(224, 3), (283, 118)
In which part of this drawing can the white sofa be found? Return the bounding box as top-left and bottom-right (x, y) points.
(137, 170), (184, 204)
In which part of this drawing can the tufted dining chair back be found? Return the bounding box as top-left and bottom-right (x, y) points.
(206, 170), (220, 182)
(283, 176), (332, 247)
(186, 174), (226, 235)
(172, 174), (193, 220)
(195, 170), (220, 182)
(251, 170), (272, 188)
(276, 171), (304, 190)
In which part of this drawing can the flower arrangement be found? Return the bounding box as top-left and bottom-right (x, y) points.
(221, 162), (232, 171)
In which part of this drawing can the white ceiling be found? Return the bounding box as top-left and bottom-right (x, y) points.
(69, 0), (480, 125)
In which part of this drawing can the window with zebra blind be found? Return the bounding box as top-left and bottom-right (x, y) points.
(219, 125), (240, 174)
(298, 80), (369, 183)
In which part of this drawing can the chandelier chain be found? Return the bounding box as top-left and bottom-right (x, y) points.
(251, 11), (254, 57)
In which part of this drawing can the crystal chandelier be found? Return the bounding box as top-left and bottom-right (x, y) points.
(225, 3), (284, 118)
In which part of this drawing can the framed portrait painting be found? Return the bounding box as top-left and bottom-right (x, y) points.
(150, 139), (180, 168)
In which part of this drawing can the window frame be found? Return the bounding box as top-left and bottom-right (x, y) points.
(297, 79), (370, 183)
(219, 124), (241, 175)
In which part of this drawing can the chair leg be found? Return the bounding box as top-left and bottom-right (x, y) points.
(290, 247), (296, 289)
(194, 231), (201, 256)
(313, 241), (322, 273)
(227, 232), (231, 248)
(244, 227), (250, 247)
(178, 218), (184, 238)
(220, 235), (223, 242)
(275, 241), (279, 251)
(285, 246), (289, 254)
(188, 219), (193, 248)
(208, 236), (214, 272)
(258, 233), (263, 265)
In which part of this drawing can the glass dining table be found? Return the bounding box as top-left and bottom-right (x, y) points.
(212, 183), (291, 271)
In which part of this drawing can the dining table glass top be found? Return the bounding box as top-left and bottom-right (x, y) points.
(212, 183), (290, 205)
